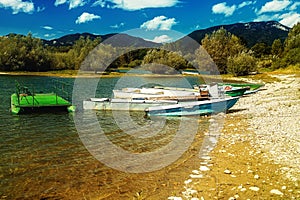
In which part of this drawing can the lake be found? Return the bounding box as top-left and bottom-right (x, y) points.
(0, 74), (211, 199)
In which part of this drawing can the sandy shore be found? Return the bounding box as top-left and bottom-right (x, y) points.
(169, 74), (300, 199)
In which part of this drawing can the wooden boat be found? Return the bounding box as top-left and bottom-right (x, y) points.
(11, 82), (75, 114)
(145, 97), (239, 116)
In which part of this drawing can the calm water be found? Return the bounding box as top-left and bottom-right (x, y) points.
(0, 75), (209, 199)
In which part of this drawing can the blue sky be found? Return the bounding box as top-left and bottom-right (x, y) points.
(0, 0), (299, 43)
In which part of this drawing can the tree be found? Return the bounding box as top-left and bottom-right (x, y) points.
(251, 42), (271, 58)
(81, 44), (118, 72)
(0, 33), (51, 71)
(142, 49), (188, 73)
(271, 39), (283, 57)
(67, 36), (100, 69)
(200, 28), (246, 74)
(273, 23), (300, 69)
(227, 53), (257, 76)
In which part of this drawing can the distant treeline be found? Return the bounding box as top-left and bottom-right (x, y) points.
(0, 22), (299, 76)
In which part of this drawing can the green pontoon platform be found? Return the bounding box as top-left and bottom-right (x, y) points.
(11, 82), (75, 114)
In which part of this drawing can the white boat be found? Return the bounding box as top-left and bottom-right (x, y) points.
(83, 98), (179, 111)
(83, 85), (223, 111)
(113, 87), (200, 100)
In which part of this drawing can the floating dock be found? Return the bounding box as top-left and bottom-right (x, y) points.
(11, 82), (75, 114)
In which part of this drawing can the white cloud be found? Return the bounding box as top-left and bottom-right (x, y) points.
(238, 1), (256, 9)
(140, 16), (177, 31)
(0, 0), (34, 14)
(54, 0), (86, 9)
(279, 12), (300, 27)
(255, 11), (299, 28)
(44, 33), (56, 38)
(105, 0), (179, 10)
(110, 22), (125, 29)
(151, 35), (173, 43)
(212, 2), (236, 17)
(289, 2), (300, 10)
(257, 0), (292, 14)
(54, 0), (67, 6)
(42, 26), (54, 30)
(92, 0), (106, 7)
(75, 12), (101, 24)
(254, 14), (280, 22)
(69, 0), (86, 9)
(37, 6), (45, 12)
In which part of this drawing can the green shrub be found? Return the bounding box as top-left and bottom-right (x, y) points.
(227, 53), (257, 76)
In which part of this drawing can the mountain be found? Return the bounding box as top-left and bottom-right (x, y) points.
(9, 21), (290, 50)
(187, 21), (290, 48)
(43, 32), (160, 48)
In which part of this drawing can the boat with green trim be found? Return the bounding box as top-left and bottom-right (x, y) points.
(218, 82), (264, 91)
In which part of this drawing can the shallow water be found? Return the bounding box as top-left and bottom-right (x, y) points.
(0, 75), (210, 199)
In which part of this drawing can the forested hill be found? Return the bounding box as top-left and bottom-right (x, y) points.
(39, 21), (290, 49)
(187, 21), (290, 48)
(42, 33), (161, 48)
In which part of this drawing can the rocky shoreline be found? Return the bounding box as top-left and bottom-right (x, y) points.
(169, 74), (300, 199)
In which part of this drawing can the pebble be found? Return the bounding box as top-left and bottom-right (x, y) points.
(254, 174), (260, 179)
(168, 197), (182, 200)
(201, 156), (211, 160)
(270, 189), (284, 195)
(231, 75), (300, 182)
(249, 186), (260, 192)
(190, 174), (203, 179)
(199, 166), (210, 171)
(224, 169), (232, 174)
(184, 179), (192, 184)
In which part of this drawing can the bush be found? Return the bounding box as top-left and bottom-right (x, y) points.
(227, 53), (257, 76)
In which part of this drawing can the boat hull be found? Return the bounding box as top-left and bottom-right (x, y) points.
(83, 98), (179, 111)
(224, 87), (249, 97)
(145, 97), (239, 116)
(219, 83), (264, 90)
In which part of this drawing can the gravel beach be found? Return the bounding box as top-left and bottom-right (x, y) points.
(169, 74), (300, 200)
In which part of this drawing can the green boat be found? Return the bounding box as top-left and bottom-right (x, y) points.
(224, 87), (249, 97)
(219, 82), (264, 91)
(11, 82), (75, 114)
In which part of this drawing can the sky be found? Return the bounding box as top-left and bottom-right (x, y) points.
(0, 0), (299, 43)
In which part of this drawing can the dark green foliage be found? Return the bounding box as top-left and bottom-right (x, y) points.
(200, 28), (246, 74)
(142, 49), (188, 73)
(227, 53), (257, 76)
(273, 23), (300, 69)
(0, 33), (52, 71)
(271, 39), (283, 57)
(251, 43), (271, 58)
(0, 34), (100, 71)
